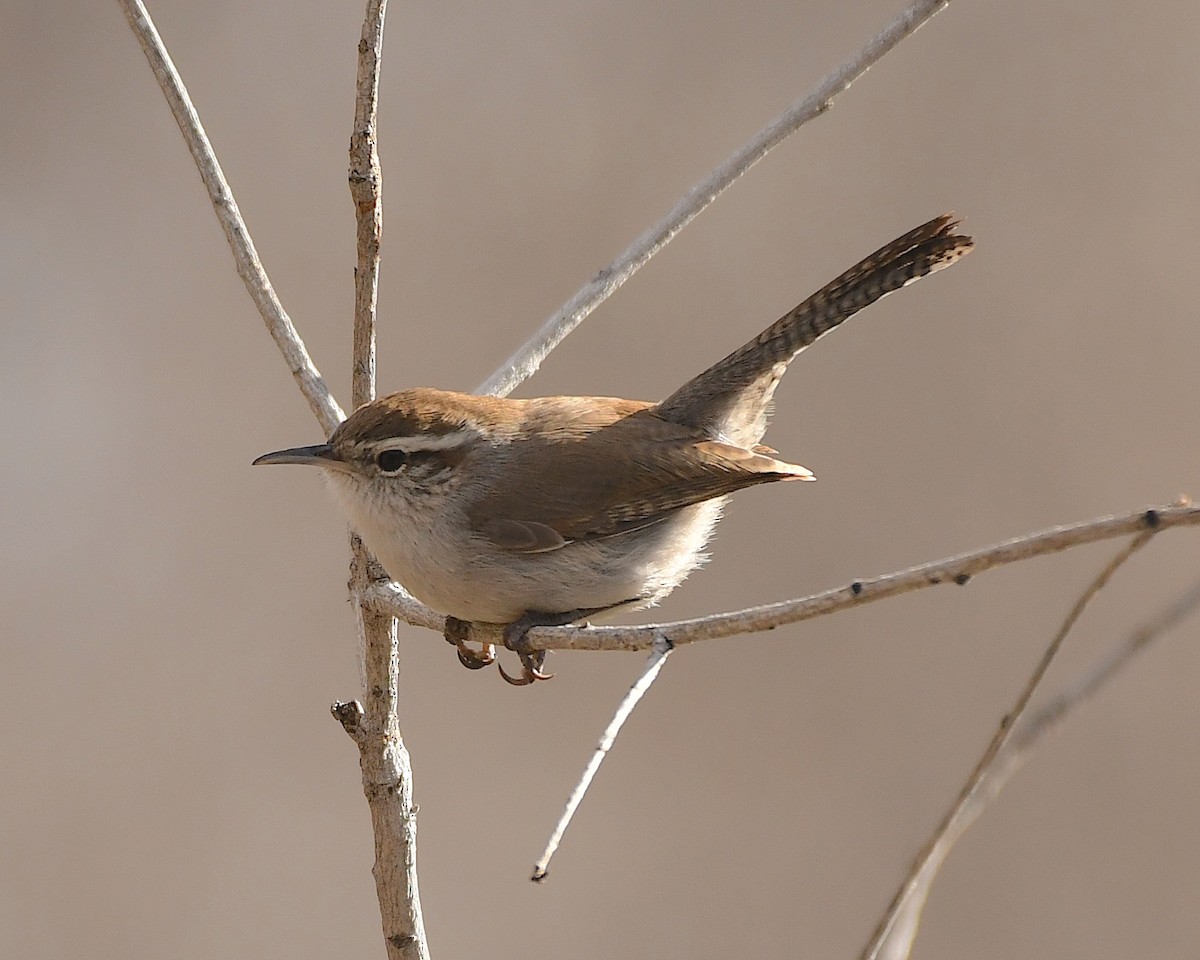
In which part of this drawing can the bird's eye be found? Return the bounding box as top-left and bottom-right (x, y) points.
(376, 449), (408, 473)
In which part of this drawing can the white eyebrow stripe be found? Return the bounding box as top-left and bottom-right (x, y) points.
(372, 430), (477, 454)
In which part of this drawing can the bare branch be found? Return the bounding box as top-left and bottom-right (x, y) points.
(532, 634), (674, 883)
(335, 4), (432, 959)
(118, 0), (344, 435)
(1015, 578), (1200, 753)
(475, 0), (957, 398)
(338, 571), (429, 960)
(863, 531), (1157, 960)
(121, 1), (420, 952)
(365, 502), (1200, 653)
(349, 1), (385, 410)
(874, 576), (1200, 960)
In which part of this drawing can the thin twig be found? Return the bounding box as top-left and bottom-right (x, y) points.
(336, 4), (431, 960)
(475, 0), (956, 398)
(875, 576), (1200, 960)
(532, 634), (674, 883)
(863, 531), (1157, 960)
(118, 0), (344, 435)
(1016, 578), (1200, 754)
(364, 503), (1200, 653)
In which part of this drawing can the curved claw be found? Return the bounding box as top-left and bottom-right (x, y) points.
(497, 659), (555, 686)
(456, 643), (495, 670)
(444, 616), (496, 672)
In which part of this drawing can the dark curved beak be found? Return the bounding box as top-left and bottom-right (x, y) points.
(253, 443), (345, 469)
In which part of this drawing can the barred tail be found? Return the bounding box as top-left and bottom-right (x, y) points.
(654, 214), (974, 444)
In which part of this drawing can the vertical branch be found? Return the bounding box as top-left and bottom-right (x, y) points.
(349, 0), (385, 410)
(338, 553), (430, 960)
(338, 3), (431, 959)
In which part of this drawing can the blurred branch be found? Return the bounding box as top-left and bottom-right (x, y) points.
(1015, 578), (1200, 752)
(332, 3), (431, 960)
(365, 502), (1200, 653)
(863, 530), (1157, 960)
(872, 575), (1200, 959)
(118, 0), (344, 435)
(475, 0), (957, 398)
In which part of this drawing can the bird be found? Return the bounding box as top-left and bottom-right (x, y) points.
(255, 214), (973, 684)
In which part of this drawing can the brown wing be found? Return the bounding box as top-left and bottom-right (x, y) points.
(466, 401), (812, 552)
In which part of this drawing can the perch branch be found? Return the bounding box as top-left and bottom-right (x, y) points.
(118, 0), (343, 435)
(475, 0), (957, 398)
(863, 530), (1156, 960)
(364, 502), (1200, 652)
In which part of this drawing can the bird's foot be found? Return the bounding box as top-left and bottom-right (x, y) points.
(443, 616), (495, 670)
(497, 605), (631, 686)
(448, 602), (639, 685)
(497, 611), (561, 686)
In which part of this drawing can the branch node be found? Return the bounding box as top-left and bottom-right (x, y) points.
(953, 572), (971, 586)
(1144, 508), (1161, 529)
(332, 699), (365, 738)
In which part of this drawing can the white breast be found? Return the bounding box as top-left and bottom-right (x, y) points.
(325, 468), (726, 624)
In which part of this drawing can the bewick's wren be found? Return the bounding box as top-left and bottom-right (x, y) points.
(256, 215), (973, 684)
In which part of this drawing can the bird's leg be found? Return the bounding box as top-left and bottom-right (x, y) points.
(443, 615), (495, 670)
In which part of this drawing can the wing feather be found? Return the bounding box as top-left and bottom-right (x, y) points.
(468, 403), (811, 549)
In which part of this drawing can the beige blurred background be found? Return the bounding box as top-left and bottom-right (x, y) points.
(3, 1), (1199, 957)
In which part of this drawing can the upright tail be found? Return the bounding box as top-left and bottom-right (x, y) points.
(654, 214), (974, 445)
